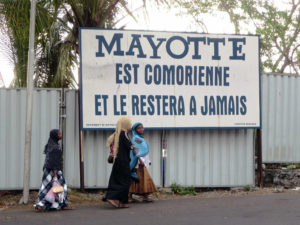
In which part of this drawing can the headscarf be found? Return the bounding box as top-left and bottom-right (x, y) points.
(43, 129), (62, 170)
(44, 129), (60, 154)
(106, 116), (132, 161)
(129, 122), (149, 180)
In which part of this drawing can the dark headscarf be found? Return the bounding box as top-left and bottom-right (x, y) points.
(43, 129), (62, 170)
(44, 129), (60, 154)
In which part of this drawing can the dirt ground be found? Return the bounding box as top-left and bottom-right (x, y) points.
(0, 186), (298, 212)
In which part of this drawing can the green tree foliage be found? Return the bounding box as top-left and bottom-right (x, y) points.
(0, 0), (75, 87)
(0, 0), (167, 88)
(174, 0), (300, 75)
(45, 0), (127, 88)
(0, 0), (32, 87)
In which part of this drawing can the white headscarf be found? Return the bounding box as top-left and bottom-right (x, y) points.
(106, 116), (132, 160)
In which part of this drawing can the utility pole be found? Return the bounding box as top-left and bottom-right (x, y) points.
(78, 68), (85, 192)
(19, 0), (36, 204)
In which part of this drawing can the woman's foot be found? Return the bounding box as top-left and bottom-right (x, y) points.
(119, 203), (129, 208)
(35, 206), (44, 212)
(62, 205), (73, 210)
(128, 197), (137, 203)
(142, 196), (153, 202)
(107, 199), (119, 208)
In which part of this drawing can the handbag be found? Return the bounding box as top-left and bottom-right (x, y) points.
(45, 177), (63, 203)
(45, 188), (56, 203)
(107, 142), (114, 164)
(52, 184), (64, 193)
(107, 155), (114, 164)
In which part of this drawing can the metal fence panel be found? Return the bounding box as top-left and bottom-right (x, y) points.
(6, 72), (300, 191)
(63, 90), (80, 188)
(262, 74), (300, 163)
(165, 129), (255, 187)
(0, 89), (60, 190)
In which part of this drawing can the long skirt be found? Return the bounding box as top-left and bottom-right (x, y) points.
(34, 169), (68, 210)
(129, 166), (157, 194)
(104, 160), (131, 204)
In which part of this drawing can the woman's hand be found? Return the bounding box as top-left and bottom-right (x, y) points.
(138, 158), (145, 167)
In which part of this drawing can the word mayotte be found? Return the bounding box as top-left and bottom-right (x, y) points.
(95, 33), (246, 60)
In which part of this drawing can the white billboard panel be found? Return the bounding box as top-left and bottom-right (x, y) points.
(80, 28), (260, 130)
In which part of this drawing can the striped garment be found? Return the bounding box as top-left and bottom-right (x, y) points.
(34, 169), (68, 210)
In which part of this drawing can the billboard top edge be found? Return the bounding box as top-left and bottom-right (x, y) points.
(79, 27), (260, 38)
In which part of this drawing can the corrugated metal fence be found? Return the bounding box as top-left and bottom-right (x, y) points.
(165, 129), (255, 187)
(0, 89), (60, 190)
(1, 73), (299, 190)
(262, 74), (300, 162)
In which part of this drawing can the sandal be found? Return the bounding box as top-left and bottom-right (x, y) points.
(35, 206), (45, 212)
(143, 197), (153, 203)
(107, 199), (119, 208)
(128, 198), (137, 203)
(62, 205), (73, 210)
(119, 203), (129, 208)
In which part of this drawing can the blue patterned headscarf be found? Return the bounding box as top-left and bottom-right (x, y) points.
(129, 122), (149, 180)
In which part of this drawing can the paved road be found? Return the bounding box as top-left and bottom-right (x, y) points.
(1, 193), (300, 225)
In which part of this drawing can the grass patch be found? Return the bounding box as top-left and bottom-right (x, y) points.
(243, 185), (251, 192)
(170, 183), (196, 195)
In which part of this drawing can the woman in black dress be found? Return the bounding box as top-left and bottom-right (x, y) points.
(103, 116), (133, 208)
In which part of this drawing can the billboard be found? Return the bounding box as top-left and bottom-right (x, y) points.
(80, 28), (260, 130)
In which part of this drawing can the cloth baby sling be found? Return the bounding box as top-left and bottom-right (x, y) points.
(129, 122), (149, 180)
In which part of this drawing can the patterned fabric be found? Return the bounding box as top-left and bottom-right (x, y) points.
(34, 169), (68, 210)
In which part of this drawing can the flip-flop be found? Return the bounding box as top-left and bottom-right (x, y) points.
(35, 206), (45, 212)
(128, 198), (137, 203)
(62, 206), (73, 210)
(119, 203), (129, 208)
(107, 199), (119, 208)
(143, 197), (153, 203)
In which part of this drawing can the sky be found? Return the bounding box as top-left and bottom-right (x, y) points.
(120, 1), (234, 33)
(0, 1), (235, 88)
(0, 50), (14, 88)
